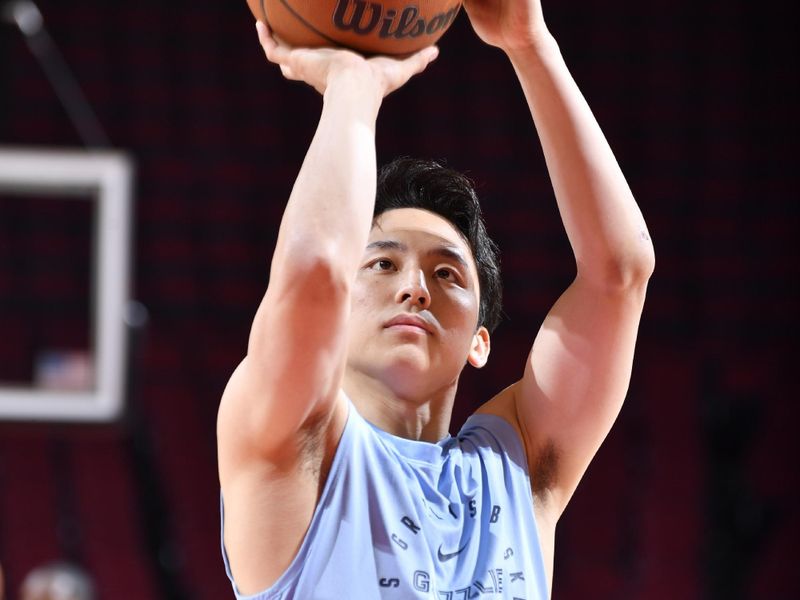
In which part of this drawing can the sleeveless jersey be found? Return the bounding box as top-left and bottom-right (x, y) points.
(221, 403), (549, 599)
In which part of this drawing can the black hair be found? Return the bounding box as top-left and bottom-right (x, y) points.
(374, 157), (503, 333)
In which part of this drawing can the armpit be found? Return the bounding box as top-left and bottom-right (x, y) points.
(297, 409), (333, 478)
(530, 440), (560, 497)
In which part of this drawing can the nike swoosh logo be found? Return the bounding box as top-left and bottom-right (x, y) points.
(437, 543), (469, 562)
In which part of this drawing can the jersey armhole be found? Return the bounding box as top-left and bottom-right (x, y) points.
(459, 412), (531, 476)
(219, 402), (355, 598)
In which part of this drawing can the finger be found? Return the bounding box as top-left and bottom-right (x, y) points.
(406, 45), (439, 75)
(280, 64), (298, 81)
(255, 20), (274, 51)
(256, 20), (291, 66)
(377, 45), (439, 96)
(387, 45), (439, 83)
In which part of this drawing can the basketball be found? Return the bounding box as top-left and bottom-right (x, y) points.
(246, 0), (462, 55)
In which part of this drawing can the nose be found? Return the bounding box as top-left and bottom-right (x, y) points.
(395, 268), (431, 309)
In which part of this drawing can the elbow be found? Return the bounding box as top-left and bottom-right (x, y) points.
(272, 229), (359, 293)
(275, 223), (356, 280)
(623, 243), (656, 287)
(579, 243), (655, 294)
(270, 249), (353, 305)
(248, 252), (351, 357)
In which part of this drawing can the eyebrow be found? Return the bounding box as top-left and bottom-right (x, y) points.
(366, 239), (470, 269)
(366, 240), (407, 252)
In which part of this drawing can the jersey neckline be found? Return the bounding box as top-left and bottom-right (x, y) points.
(359, 409), (456, 464)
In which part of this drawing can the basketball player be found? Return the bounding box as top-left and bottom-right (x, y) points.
(218, 0), (655, 597)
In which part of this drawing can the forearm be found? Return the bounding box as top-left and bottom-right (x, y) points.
(247, 70), (384, 365)
(219, 26), (440, 456)
(271, 71), (382, 288)
(507, 33), (654, 287)
(250, 25), (437, 297)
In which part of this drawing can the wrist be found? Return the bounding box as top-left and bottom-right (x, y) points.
(323, 64), (384, 117)
(503, 27), (559, 64)
(503, 31), (561, 68)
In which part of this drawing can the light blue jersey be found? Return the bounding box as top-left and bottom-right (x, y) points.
(221, 403), (549, 599)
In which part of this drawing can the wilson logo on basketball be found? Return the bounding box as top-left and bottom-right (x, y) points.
(247, 0), (461, 54)
(332, 0), (459, 39)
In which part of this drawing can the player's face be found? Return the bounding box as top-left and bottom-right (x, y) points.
(346, 208), (490, 396)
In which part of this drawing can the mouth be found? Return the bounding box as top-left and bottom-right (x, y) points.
(384, 314), (433, 335)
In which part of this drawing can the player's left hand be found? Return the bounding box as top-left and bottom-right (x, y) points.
(463, 0), (549, 52)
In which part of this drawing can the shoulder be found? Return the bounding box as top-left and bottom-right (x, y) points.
(462, 396), (528, 465)
(219, 394), (350, 595)
(474, 382), (560, 506)
(473, 382), (526, 452)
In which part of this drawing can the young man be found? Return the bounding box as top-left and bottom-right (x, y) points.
(218, 0), (655, 597)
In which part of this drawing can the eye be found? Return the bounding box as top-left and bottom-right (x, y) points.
(435, 267), (457, 281)
(370, 258), (395, 271)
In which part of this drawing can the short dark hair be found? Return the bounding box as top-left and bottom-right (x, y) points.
(374, 158), (503, 333)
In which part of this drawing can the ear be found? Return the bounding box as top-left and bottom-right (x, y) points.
(467, 326), (491, 368)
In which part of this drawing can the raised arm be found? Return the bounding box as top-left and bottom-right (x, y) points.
(218, 26), (438, 462)
(467, 1), (655, 518)
(217, 27), (437, 591)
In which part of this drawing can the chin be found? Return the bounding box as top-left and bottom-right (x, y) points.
(385, 351), (431, 379)
(350, 343), (457, 396)
(368, 351), (432, 389)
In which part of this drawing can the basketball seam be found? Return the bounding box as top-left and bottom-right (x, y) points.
(262, 0), (411, 57)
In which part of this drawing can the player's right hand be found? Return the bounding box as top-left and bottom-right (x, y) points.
(256, 21), (438, 98)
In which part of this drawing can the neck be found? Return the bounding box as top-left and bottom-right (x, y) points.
(343, 369), (458, 442)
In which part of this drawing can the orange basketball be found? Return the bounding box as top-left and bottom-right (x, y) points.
(246, 0), (462, 55)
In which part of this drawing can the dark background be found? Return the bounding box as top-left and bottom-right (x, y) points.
(1, 0), (798, 598)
